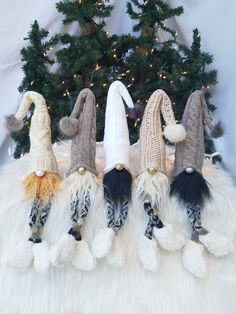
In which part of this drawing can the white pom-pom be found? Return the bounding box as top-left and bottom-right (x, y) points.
(33, 241), (50, 273)
(106, 235), (125, 267)
(72, 240), (96, 271)
(50, 234), (76, 267)
(138, 236), (160, 272)
(153, 224), (186, 252)
(199, 231), (234, 257)
(163, 124), (186, 143)
(91, 228), (115, 259)
(182, 240), (207, 278)
(2, 241), (33, 271)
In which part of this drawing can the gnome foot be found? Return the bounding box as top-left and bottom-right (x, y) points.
(33, 241), (50, 273)
(138, 236), (160, 272)
(153, 224), (186, 251)
(50, 234), (77, 267)
(2, 241), (33, 271)
(182, 240), (207, 278)
(199, 231), (234, 257)
(72, 239), (96, 271)
(92, 227), (115, 259)
(106, 236), (125, 267)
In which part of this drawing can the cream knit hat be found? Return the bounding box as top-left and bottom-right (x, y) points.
(7, 91), (58, 175)
(103, 81), (134, 173)
(59, 88), (97, 176)
(139, 89), (186, 174)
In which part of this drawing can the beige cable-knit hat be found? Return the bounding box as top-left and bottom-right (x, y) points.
(6, 91), (58, 175)
(139, 89), (186, 174)
(59, 88), (97, 176)
(172, 90), (223, 177)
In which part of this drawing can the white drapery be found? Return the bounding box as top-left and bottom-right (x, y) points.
(0, 0), (235, 177)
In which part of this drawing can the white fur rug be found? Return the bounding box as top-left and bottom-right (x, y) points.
(0, 141), (236, 314)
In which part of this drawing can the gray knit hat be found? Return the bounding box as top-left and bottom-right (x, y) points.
(59, 88), (97, 176)
(172, 90), (223, 177)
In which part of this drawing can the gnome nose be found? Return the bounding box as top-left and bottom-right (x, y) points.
(185, 167), (194, 174)
(35, 170), (45, 177)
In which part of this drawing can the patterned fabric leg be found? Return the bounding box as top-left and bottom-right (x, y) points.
(29, 198), (51, 243)
(106, 198), (129, 232)
(68, 191), (91, 241)
(186, 202), (208, 240)
(144, 202), (164, 240)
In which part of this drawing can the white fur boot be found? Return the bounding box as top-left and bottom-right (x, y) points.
(182, 239), (207, 278)
(33, 241), (50, 273)
(153, 224), (186, 251)
(2, 241), (33, 271)
(72, 239), (96, 271)
(92, 227), (115, 259)
(199, 230), (234, 257)
(50, 234), (77, 267)
(138, 235), (160, 272)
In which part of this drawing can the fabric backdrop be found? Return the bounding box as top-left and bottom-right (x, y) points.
(0, 0), (235, 178)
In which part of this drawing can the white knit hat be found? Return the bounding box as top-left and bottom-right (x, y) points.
(139, 89), (186, 174)
(7, 91), (58, 175)
(103, 81), (134, 173)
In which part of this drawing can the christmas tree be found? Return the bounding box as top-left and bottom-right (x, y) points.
(11, 0), (217, 157)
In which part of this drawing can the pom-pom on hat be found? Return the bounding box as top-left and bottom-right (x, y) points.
(139, 89), (186, 174)
(172, 90), (224, 177)
(59, 88), (97, 176)
(103, 81), (134, 173)
(6, 91), (58, 175)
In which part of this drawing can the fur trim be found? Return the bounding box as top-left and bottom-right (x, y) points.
(72, 240), (96, 271)
(182, 240), (207, 278)
(5, 114), (24, 132)
(199, 231), (234, 257)
(59, 116), (79, 138)
(50, 234), (76, 267)
(106, 235), (125, 267)
(2, 241), (33, 271)
(136, 171), (169, 208)
(138, 236), (160, 272)
(153, 224), (186, 251)
(163, 124), (186, 143)
(23, 172), (60, 200)
(32, 241), (50, 273)
(210, 121), (224, 139)
(91, 228), (115, 259)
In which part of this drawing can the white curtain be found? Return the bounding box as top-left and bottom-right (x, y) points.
(0, 0), (235, 178)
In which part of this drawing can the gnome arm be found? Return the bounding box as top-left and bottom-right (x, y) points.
(160, 91), (186, 143)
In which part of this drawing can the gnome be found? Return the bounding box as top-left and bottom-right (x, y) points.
(4, 91), (60, 273)
(170, 90), (234, 278)
(92, 81), (134, 266)
(136, 89), (186, 272)
(50, 89), (97, 271)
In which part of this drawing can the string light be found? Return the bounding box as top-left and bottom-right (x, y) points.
(30, 81), (34, 85)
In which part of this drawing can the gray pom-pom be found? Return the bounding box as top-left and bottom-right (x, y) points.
(211, 121), (224, 138)
(5, 115), (23, 132)
(59, 116), (79, 138)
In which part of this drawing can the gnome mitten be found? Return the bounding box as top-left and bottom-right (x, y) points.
(138, 235), (160, 272)
(33, 241), (50, 273)
(106, 234), (125, 267)
(72, 239), (96, 271)
(92, 227), (115, 258)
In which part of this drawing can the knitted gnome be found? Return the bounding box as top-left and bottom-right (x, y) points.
(170, 90), (234, 278)
(50, 88), (97, 271)
(136, 89), (186, 272)
(92, 81), (134, 266)
(4, 91), (60, 273)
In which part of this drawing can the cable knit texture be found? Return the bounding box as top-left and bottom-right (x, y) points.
(139, 89), (177, 174)
(173, 90), (216, 176)
(60, 89), (97, 176)
(103, 81), (134, 173)
(15, 91), (58, 174)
